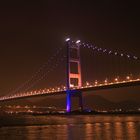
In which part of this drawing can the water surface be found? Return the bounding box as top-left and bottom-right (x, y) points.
(0, 115), (140, 140)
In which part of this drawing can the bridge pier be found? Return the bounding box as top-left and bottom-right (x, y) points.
(66, 90), (83, 113)
(66, 90), (71, 112)
(66, 38), (83, 113)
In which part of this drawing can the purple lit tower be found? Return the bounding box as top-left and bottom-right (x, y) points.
(65, 38), (83, 113)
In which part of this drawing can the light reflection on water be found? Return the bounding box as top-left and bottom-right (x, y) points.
(0, 115), (140, 140)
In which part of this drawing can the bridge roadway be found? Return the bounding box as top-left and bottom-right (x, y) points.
(0, 79), (140, 102)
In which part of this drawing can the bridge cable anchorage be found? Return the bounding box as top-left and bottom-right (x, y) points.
(3, 47), (64, 96)
(81, 42), (139, 61)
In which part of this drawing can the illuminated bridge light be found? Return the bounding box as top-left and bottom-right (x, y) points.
(115, 78), (118, 82)
(103, 49), (107, 52)
(65, 38), (70, 42)
(109, 51), (112, 54)
(88, 85), (92, 87)
(104, 79), (108, 84)
(49, 90), (52, 93)
(72, 87), (76, 90)
(57, 87), (60, 90)
(44, 88), (47, 92)
(50, 90), (53, 93)
(86, 81), (90, 87)
(94, 80), (98, 85)
(134, 56), (138, 59)
(126, 76), (130, 80)
(70, 84), (74, 88)
(76, 40), (81, 44)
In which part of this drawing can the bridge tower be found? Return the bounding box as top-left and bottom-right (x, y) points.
(65, 38), (83, 113)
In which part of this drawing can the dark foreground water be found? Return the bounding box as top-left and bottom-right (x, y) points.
(0, 114), (140, 140)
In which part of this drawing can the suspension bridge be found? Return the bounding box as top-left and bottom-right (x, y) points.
(0, 38), (140, 113)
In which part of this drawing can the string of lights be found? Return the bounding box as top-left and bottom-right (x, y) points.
(6, 47), (63, 96)
(22, 55), (66, 93)
(0, 75), (140, 101)
(66, 39), (139, 84)
(80, 42), (139, 60)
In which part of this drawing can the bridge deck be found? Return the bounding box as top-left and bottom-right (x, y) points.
(0, 80), (140, 102)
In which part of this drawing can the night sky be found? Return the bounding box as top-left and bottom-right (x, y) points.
(0, 1), (140, 102)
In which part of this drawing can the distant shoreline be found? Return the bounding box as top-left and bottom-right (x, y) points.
(0, 111), (140, 117)
(32, 112), (140, 116)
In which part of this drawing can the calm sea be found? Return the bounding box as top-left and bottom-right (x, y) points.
(0, 114), (140, 140)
